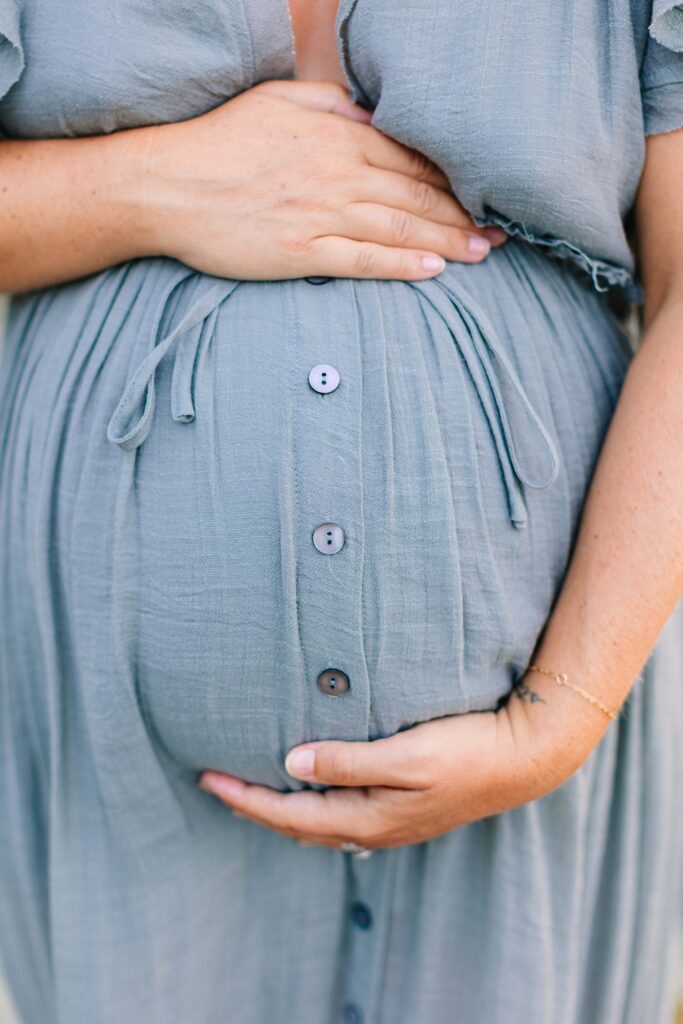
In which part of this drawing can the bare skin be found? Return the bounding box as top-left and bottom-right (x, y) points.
(289, 0), (347, 86)
(199, 1), (683, 853)
(0, 0), (506, 294)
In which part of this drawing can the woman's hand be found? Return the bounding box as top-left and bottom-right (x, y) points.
(198, 677), (609, 850)
(0, 79), (505, 292)
(138, 79), (506, 282)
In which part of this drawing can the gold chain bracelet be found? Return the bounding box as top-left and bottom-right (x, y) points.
(525, 664), (620, 722)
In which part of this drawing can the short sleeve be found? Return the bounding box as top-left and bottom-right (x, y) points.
(641, 1), (683, 135)
(0, 0), (23, 137)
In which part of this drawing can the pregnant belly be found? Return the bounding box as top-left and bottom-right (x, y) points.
(2, 243), (630, 790)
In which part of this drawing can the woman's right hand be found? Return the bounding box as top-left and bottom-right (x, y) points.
(138, 80), (506, 282)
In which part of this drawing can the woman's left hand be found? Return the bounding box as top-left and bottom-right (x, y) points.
(198, 685), (606, 849)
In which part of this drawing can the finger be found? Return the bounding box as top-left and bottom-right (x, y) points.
(200, 772), (382, 839)
(236, 811), (343, 848)
(352, 125), (449, 189)
(253, 79), (373, 124)
(356, 169), (476, 227)
(303, 237), (447, 280)
(242, 814), (344, 849)
(355, 172), (509, 250)
(297, 837), (343, 849)
(481, 226), (509, 247)
(285, 735), (429, 789)
(342, 203), (492, 262)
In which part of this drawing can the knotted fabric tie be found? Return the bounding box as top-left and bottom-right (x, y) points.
(107, 276), (240, 452)
(414, 277), (561, 529)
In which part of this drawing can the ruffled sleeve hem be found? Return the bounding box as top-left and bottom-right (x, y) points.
(470, 212), (643, 303)
(649, 1), (683, 52)
(0, 0), (24, 102)
(641, 2), (683, 136)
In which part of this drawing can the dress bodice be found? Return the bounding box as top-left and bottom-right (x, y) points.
(0, 0), (682, 298)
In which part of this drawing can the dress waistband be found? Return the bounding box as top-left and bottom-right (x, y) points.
(107, 273), (560, 528)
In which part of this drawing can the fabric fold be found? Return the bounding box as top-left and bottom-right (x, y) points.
(413, 277), (561, 530)
(649, 0), (683, 51)
(0, 0), (24, 102)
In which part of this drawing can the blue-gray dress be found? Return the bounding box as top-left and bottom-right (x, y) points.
(1, 2), (683, 1022)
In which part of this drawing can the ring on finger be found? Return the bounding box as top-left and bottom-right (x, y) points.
(339, 841), (373, 860)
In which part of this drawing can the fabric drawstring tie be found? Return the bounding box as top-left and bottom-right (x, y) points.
(107, 271), (559, 528)
(107, 276), (240, 452)
(415, 277), (561, 529)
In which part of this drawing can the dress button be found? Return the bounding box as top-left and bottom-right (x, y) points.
(350, 901), (373, 930)
(316, 668), (350, 696)
(305, 276), (332, 285)
(308, 364), (340, 394)
(312, 522), (345, 554)
(342, 1003), (364, 1024)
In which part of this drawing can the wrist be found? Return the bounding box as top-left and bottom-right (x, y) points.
(505, 660), (613, 794)
(100, 122), (174, 262)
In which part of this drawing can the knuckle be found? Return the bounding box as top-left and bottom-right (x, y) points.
(324, 747), (356, 786)
(445, 228), (472, 258)
(318, 117), (353, 145)
(281, 231), (316, 260)
(402, 753), (433, 788)
(411, 179), (435, 216)
(324, 81), (350, 102)
(409, 149), (433, 180)
(389, 208), (415, 245)
(354, 246), (378, 277)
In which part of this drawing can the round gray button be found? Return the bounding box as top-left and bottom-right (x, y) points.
(305, 276), (332, 285)
(351, 901), (373, 930)
(316, 668), (350, 696)
(312, 522), (345, 554)
(308, 364), (340, 395)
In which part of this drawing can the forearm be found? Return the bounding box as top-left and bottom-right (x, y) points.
(0, 131), (153, 292)
(519, 288), (683, 763)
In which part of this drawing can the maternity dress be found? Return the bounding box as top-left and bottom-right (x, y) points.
(2, 1), (683, 1022)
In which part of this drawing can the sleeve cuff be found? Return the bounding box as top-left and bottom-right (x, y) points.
(642, 81), (683, 134)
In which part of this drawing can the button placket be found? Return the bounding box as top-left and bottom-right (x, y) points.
(286, 283), (370, 738)
(342, 849), (397, 1024)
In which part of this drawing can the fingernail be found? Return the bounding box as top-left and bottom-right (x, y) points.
(285, 747), (316, 779)
(483, 227), (507, 244)
(467, 234), (491, 256)
(421, 255), (446, 274)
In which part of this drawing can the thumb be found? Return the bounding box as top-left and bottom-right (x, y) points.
(284, 735), (423, 788)
(254, 79), (373, 124)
